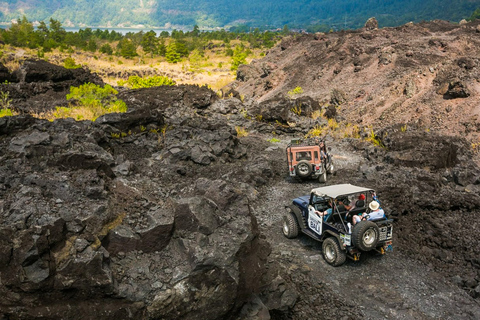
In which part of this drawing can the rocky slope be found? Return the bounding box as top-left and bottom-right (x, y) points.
(227, 19), (480, 146)
(1, 21), (480, 319)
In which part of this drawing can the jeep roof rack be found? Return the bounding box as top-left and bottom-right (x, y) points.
(287, 137), (325, 148)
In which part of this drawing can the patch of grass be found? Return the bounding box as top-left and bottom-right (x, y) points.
(311, 110), (322, 120)
(327, 118), (339, 131)
(342, 123), (361, 139)
(291, 104), (302, 116)
(0, 108), (14, 117)
(268, 137), (281, 143)
(235, 126), (249, 137)
(365, 129), (386, 148)
(64, 56), (81, 69)
(472, 142), (480, 153)
(288, 86), (304, 97)
(0, 91), (11, 109)
(239, 108), (251, 119)
(118, 75), (176, 89)
(305, 125), (324, 138)
(401, 124), (407, 132)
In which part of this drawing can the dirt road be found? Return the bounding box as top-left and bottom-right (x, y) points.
(251, 140), (480, 319)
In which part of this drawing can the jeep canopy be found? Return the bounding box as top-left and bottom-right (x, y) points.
(311, 184), (373, 199)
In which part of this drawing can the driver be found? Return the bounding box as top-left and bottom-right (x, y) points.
(316, 198), (346, 222)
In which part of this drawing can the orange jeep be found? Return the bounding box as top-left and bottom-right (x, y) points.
(286, 139), (334, 182)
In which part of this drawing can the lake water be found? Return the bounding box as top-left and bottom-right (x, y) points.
(0, 25), (188, 35)
(63, 27), (183, 35)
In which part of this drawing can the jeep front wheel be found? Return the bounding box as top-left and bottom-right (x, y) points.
(352, 221), (380, 251)
(282, 211), (299, 239)
(322, 237), (347, 266)
(295, 160), (312, 178)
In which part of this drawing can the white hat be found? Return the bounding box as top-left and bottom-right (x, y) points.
(369, 201), (380, 211)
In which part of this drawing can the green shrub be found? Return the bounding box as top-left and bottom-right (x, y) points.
(0, 91), (11, 109)
(288, 86), (304, 97)
(64, 57), (81, 69)
(121, 75), (176, 89)
(100, 43), (113, 55)
(56, 83), (128, 121)
(0, 108), (14, 117)
(231, 46), (248, 71)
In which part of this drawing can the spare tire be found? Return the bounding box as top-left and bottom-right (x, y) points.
(352, 220), (380, 251)
(295, 160), (312, 178)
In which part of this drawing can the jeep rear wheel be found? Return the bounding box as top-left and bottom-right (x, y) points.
(282, 211), (299, 239)
(318, 170), (327, 183)
(352, 221), (380, 251)
(295, 160), (312, 178)
(322, 237), (346, 266)
(327, 162), (334, 174)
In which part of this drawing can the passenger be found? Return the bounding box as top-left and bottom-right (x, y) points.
(345, 194), (365, 211)
(319, 141), (327, 160)
(352, 200), (385, 225)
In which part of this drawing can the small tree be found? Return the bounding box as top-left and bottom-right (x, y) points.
(117, 38), (138, 58)
(100, 43), (113, 55)
(468, 8), (480, 21)
(64, 57), (81, 69)
(231, 46), (247, 70)
(165, 42), (181, 63)
(189, 49), (204, 72)
(141, 30), (159, 57)
(86, 39), (97, 52)
(49, 18), (66, 43)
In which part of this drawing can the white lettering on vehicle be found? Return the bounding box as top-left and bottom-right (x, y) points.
(308, 212), (323, 235)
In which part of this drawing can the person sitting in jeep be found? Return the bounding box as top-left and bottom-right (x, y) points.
(315, 198), (346, 222)
(352, 201), (385, 225)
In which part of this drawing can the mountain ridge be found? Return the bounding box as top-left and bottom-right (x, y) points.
(0, 0), (479, 30)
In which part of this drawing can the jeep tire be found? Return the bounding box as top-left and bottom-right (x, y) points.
(352, 221), (380, 251)
(322, 237), (347, 266)
(327, 161), (334, 174)
(283, 211), (299, 239)
(295, 160), (312, 178)
(318, 170), (327, 183)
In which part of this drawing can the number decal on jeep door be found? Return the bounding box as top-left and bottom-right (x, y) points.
(308, 212), (323, 235)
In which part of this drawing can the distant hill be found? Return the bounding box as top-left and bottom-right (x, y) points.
(0, 0), (479, 30)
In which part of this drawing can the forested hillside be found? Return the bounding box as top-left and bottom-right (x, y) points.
(0, 0), (479, 30)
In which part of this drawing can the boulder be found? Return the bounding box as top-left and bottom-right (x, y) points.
(444, 81), (470, 99)
(364, 17), (379, 31)
(0, 62), (13, 82)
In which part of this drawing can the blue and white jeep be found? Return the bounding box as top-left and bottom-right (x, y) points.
(283, 184), (393, 266)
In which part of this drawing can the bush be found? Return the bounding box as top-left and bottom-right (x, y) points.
(100, 43), (113, 55)
(120, 75), (176, 89)
(0, 108), (14, 117)
(231, 46), (248, 70)
(64, 57), (81, 69)
(55, 83), (128, 121)
(288, 86), (304, 97)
